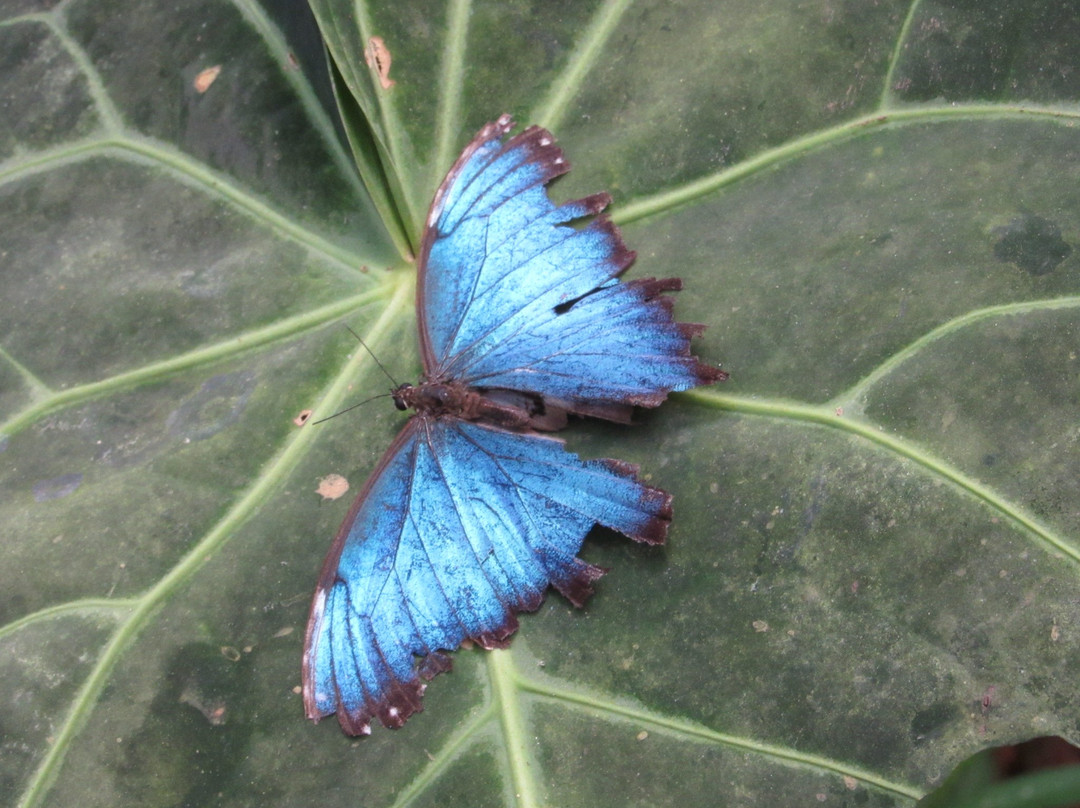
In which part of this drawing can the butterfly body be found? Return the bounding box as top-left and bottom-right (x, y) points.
(391, 381), (539, 431)
(303, 115), (724, 736)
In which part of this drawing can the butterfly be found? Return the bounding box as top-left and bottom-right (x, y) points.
(303, 114), (725, 735)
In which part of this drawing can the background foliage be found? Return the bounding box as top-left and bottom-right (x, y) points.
(2, 1), (1079, 806)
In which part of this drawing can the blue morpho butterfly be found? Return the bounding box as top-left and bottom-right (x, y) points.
(303, 114), (725, 735)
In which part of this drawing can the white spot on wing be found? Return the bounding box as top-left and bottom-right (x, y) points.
(310, 589), (327, 623)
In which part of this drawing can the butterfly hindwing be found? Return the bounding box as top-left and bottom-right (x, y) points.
(303, 417), (671, 735)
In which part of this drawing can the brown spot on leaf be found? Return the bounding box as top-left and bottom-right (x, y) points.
(194, 65), (222, 94)
(294, 409), (313, 426)
(316, 474), (349, 501)
(364, 37), (395, 89)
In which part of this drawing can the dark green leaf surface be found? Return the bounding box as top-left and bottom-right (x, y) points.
(2, 1), (1078, 806)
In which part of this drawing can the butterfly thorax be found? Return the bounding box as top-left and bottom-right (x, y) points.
(392, 381), (535, 430)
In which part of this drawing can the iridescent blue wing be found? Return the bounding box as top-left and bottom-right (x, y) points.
(302, 416), (670, 735)
(417, 115), (723, 420)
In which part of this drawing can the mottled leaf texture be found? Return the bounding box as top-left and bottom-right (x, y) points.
(2, 1), (1079, 807)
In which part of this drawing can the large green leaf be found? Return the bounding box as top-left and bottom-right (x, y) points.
(2, 1), (1078, 806)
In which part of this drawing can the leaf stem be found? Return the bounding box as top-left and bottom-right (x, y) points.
(0, 287), (390, 439)
(685, 391), (1080, 567)
(489, 649), (542, 808)
(514, 676), (925, 801)
(534, 0), (635, 132)
(615, 104), (1080, 225)
(834, 296), (1080, 410)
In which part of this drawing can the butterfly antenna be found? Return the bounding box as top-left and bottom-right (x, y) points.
(308, 327), (402, 425)
(310, 393), (394, 425)
(346, 325), (400, 388)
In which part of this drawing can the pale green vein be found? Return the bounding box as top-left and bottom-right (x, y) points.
(880, 0), (924, 109)
(489, 649), (542, 808)
(0, 10), (56, 30)
(533, 0), (635, 132)
(104, 137), (371, 273)
(310, 1), (372, 134)
(515, 675), (923, 802)
(0, 13), (36, 29)
(0, 136), (375, 275)
(834, 296), (1080, 412)
(0, 598), (136, 642)
(231, 0), (370, 204)
(306, 1), (413, 259)
(0, 286), (389, 438)
(0, 137), (96, 182)
(353, 1), (417, 232)
(316, 1), (370, 111)
(7, 3), (375, 249)
(0, 344), (52, 400)
(389, 702), (498, 808)
(43, 12), (125, 133)
(614, 104), (1080, 226)
(16, 275), (414, 808)
(685, 390), (1080, 566)
(433, 0), (472, 177)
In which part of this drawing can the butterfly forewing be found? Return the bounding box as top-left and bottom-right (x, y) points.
(417, 118), (721, 412)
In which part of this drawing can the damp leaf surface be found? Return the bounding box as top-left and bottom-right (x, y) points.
(2, 1), (1079, 806)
